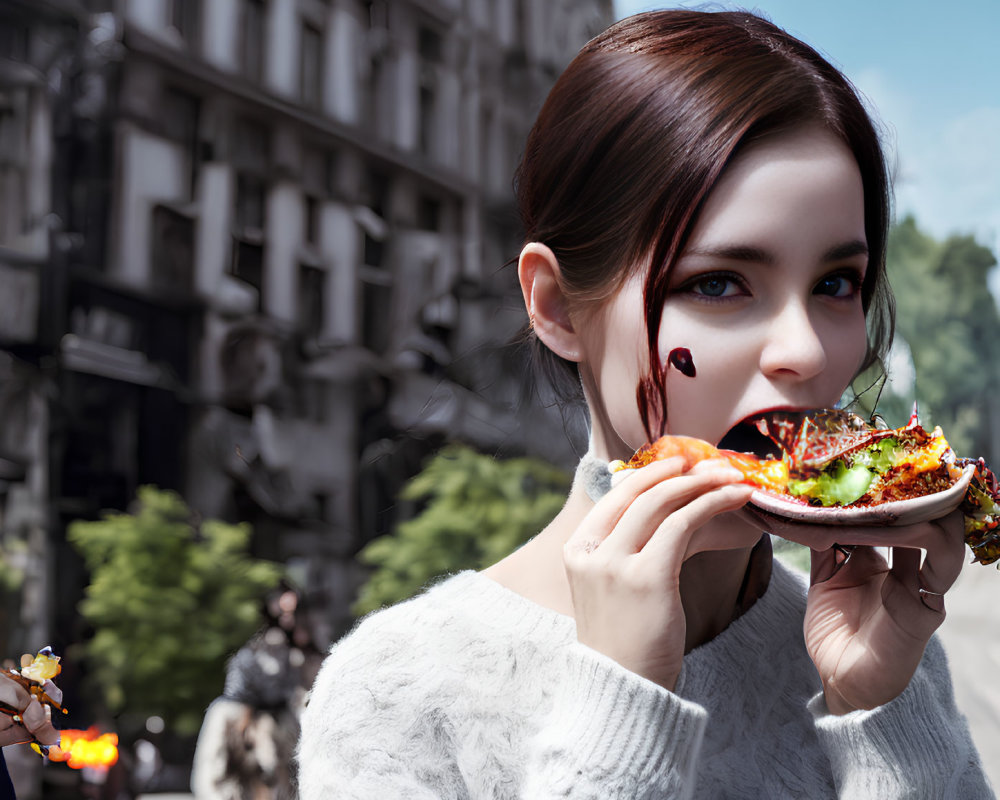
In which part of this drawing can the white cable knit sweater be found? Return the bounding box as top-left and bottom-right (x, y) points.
(298, 558), (992, 799)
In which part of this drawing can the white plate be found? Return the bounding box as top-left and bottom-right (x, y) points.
(746, 463), (975, 527)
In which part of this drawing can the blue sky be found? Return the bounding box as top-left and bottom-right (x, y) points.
(612, 1), (1000, 258)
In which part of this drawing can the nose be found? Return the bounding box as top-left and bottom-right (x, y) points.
(758, 300), (829, 381)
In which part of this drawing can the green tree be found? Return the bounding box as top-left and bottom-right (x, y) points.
(0, 539), (25, 592)
(353, 445), (570, 616)
(69, 486), (282, 735)
(879, 216), (1000, 458)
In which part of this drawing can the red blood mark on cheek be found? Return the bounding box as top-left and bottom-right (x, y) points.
(668, 347), (696, 378)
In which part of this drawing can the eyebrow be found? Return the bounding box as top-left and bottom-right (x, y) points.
(682, 239), (869, 265)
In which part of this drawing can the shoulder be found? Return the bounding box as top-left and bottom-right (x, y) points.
(309, 573), (479, 690)
(319, 572), (498, 667)
(303, 571), (572, 724)
(298, 571), (574, 789)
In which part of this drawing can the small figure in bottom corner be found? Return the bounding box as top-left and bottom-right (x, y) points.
(0, 647), (65, 800)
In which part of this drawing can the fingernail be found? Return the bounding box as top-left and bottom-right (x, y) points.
(833, 543), (855, 568)
(811, 544), (855, 584)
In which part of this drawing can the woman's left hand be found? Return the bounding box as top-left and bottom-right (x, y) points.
(801, 510), (966, 714)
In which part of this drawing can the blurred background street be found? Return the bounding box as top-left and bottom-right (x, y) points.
(0, 0), (997, 796)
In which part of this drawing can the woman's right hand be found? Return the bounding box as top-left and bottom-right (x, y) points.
(0, 671), (61, 749)
(563, 457), (755, 690)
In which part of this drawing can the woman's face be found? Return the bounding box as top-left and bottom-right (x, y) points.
(577, 126), (870, 460)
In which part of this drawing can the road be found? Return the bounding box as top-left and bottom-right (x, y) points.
(935, 557), (1000, 792)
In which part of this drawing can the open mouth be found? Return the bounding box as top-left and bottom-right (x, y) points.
(717, 414), (785, 460)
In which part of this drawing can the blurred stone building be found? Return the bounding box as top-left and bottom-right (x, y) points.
(0, 0), (613, 667)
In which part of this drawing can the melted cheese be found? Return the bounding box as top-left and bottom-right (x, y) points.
(895, 429), (951, 475)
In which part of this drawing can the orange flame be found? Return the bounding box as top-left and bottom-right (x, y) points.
(46, 727), (119, 771)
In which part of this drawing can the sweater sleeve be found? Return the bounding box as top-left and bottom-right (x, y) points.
(809, 636), (995, 799)
(297, 610), (709, 800)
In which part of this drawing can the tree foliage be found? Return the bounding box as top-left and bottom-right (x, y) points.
(69, 487), (282, 736)
(353, 445), (570, 616)
(876, 216), (1000, 458)
(0, 539), (25, 592)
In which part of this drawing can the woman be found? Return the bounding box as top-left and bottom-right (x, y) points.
(298, 10), (991, 798)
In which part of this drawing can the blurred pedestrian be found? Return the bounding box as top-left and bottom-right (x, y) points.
(191, 582), (320, 800)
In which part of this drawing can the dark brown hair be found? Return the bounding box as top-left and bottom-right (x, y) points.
(515, 9), (894, 440)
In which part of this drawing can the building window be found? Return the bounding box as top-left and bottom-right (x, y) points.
(419, 86), (435, 157)
(358, 168), (390, 353)
(232, 117), (270, 169)
(232, 117), (270, 232)
(301, 144), (330, 245)
(299, 264), (325, 338)
(0, 89), (28, 248)
(235, 174), (266, 231)
(362, 232), (383, 268)
(418, 195), (441, 232)
(162, 88), (200, 199)
(418, 26), (443, 65)
(362, 168), (388, 218)
(230, 239), (264, 309)
(360, 280), (391, 355)
(151, 205), (195, 291)
(171, 0), (200, 47)
(417, 26), (443, 157)
(162, 89), (200, 145)
(0, 24), (29, 62)
(241, 0), (266, 83)
(304, 195), (320, 244)
(300, 22), (323, 109)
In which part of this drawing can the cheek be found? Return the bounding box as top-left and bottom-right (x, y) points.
(661, 349), (752, 440)
(832, 307), (870, 385)
(602, 337), (652, 445)
(577, 301), (652, 448)
(656, 317), (756, 439)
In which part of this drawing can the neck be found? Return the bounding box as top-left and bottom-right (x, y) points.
(484, 481), (770, 651)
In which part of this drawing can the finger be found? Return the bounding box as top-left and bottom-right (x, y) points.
(918, 514), (966, 592)
(20, 698), (59, 747)
(811, 544), (887, 590)
(809, 544), (857, 585)
(42, 679), (63, 706)
(0, 695), (33, 748)
(740, 505), (968, 554)
(874, 546), (947, 636)
(604, 468), (747, 556)
(888, 546), (922, 594)
(0, 674), (31, 712)
(0, 720), (31, 748)
(688, 456), (744, 476)
(566, 457), (687, 555)
(632, 483), (755, 561)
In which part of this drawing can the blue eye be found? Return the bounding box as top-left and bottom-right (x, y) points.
(697, 277), (730, 296)
(814, 273), (860, 298)
(688, 273), (743, 298)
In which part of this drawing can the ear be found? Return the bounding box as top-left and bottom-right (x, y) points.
(518, 242), (581, 362)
